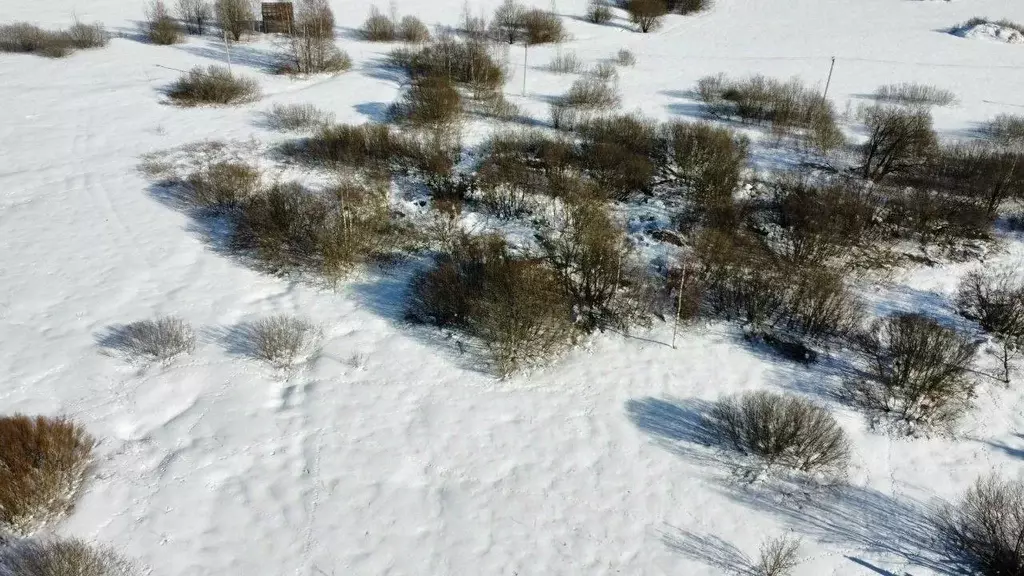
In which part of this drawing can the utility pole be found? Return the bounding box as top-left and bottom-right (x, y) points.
(822, 56), (836, 102)
(672, 272), (686, 349)
(522, 43), (528, 96)
(223, 30), (233, 75)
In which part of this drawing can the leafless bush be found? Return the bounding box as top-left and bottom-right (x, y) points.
(0, 416), (95, 536)
(391, 74), (463, 128)
(490, 0), (526, 44)
(707, 391), (850, 478)
(586, 0), (613, 24)
(984, 113), (1024, 147)
(696, 73), (842, 151)
(0, 537), (137, 576)
(551, 75), (621, 125)
(661, 120), (748, 223)
(279, 0), (351, 74)
(389, 36), (507, 97)
(666, 0), (712, 13)
(846, 313), (977, 429)
(0, 21), (108, 57)
(615, 48), (636, 66)
(921, 141), (1024, 217)
(146, 0), (185, 44)
(576, 113), (659, 195)
(247, 315), (321, 367)
(936, 474), (1024, 576)
(177, 0), (212, 34)
(167, 65), (261, 106)
(782, 266), (864, 340)
(589, 60), (619, 81)
(300, 122), (401, 168)
(626, 0), (668, 32)
(955, 16), (1024, 36)
(185, 160), (260, 208)
(859, 104), (937, 182)
(215, 0), (253, 41)
(361, 6), (396, 41)
(956, 269), (1024, 383)
(541, 200), (653, 331)
(407, 235), (575, 376)
(106, 316), (197, 361)
(265, 102), (335, 131)
(753, 535), (802, 576)
(522, 9), (566, 44)
(875, 82), (957, 107)
(398, 15), (431, 42)
(547, 51), (583, 74)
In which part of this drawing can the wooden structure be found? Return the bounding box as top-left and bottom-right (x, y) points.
(261, 2), (294, 34)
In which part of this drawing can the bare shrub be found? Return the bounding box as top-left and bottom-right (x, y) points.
(782, 266), (864, 340)
(707, 391), (850, 478)
(177, 0), (212, 34)
(146, 0), (185, 44)
(215, 0), (253, 41)
(521, 9), (566, 44)
(956, 269), (1024, 383)
(586, 0), (613, 24)
(490, 0), (526, 44)
(753, 535), (802, 576)
(661, 120), (749, 223)
(185, 160), (260, 208)
(398, 15), (431, 43)
(232, 180), (400, 277)
(247, 315), (320, 367)
(0, 21), (108, 57)
(547, 51), (583, 74)
(265, 102), (335, 132)
(615, 48), (636, 66)
(300, 122), (401, 168)
(576, 113), (659, 196)
(984, 113), (1024, 147)
(845, 313), (978, 429)
(860, 104), (937, 182)
(626, 0), (668, 33)
(167, 65), (261, 106)
(541, 200), (653, 331)
(0, 416), (95, 536)
(392, 74), (463, 128)
(0, 537), (137, 576)
(389, 36), (507, 97)
(696, 73), (842, 151)
(954, 16), (1024, 36)
(361, 6), (396, 41)
(589, 60), (619, 81)
(666, 0), (712, 14)
(279, 0), (351, 74)
(407, 235), (575, 376)
(106, 316), (197, 361)
(923, 141), (1024, 217)
(875, 82), (957, 107)
(936, 474), (1024, 576)
(559, 75), (620, 109)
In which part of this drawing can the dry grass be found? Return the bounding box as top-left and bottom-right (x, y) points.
(0, 537), (138, 576)
(166, 65), (261, 106)
(0, 416), (95, 536)
(874, 82), (957, 107)
(547, 51), (583, 74)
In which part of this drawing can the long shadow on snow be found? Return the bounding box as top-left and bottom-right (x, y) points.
(660, 526), (753, 574)
(174, 42), (279, 73)
(716, 482), (953, 574)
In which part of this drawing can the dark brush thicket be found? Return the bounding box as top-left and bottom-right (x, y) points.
(0, 21), (108, 57)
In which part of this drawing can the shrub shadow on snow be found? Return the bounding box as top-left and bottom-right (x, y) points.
(625, 396), (732, 468)
(660, 527), (753, 573)
(718, 482), (953, 574)
(175, 42), (278, 73)
(980, 434), (1024, 460)
(845, 556), (901, 576)
(354, 101), (391, 122)
(361, 59), (408, 84)
(350, 260), (494, 375)
(143, 181), (237, 257)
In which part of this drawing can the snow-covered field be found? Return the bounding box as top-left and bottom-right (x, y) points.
(4, 0), (1024, 574)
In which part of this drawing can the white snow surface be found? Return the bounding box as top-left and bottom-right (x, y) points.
(3, 0), (1024, 574)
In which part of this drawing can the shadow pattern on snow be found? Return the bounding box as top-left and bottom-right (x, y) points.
(660, 527), (753, 574)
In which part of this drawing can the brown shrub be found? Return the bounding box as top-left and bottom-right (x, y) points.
(392, 74), (463, 128)
(490, 0), (526, 44)
(146, 0), (185, 44)
(0, 416), (95, 536)
(167, 65), (261, 106)
(586, 0), (613, 24)
(661, 120), (749, 220)
(214, 0), (253, 41)
(279, 0), (352, 75)
(398, 15), (431, 42)
(626, 0), (668, 32)
(186, 160), (261, 208)
(521, 9), (566, 44)
(936, 474), (1024, 576)
(390, 36), (506, 97)
(0, 537), (138, 576)
(0, 21), (108, 57)
(859, 104), (937, 182)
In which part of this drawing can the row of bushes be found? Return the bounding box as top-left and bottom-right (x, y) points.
(0, 20), (108, 58)
(145, 0), (255, 44)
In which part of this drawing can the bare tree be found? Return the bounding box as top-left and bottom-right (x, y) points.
(937, 474), (1024, 576)
(215, 0), (253, 41)
(281, 0), (351, 74)
(176, 0), (212, 34)
(490, 0), (526, 44)
(859, 104), (937, 182)
(626, 0), (668, 33)
(956, 269), (1024, 383)
(753, 535), (802, 576)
